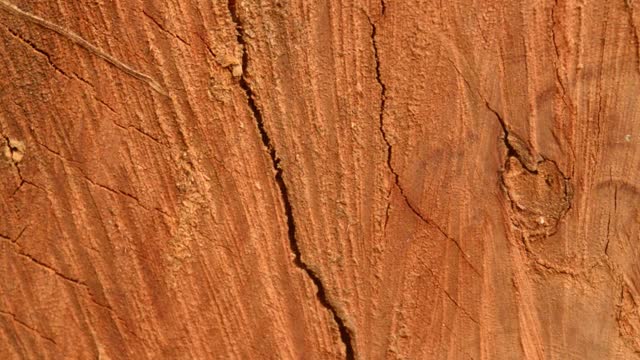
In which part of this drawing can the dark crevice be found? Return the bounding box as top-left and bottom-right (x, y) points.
(0, 2), (167, 95)
(0, 233), (85, 287)
(3, 25), (71, 79)
(489, 105), (530, 171)
(197, 34), (217, 59)
(382, 202), (391, 232)
(443, 57), (540, 174)
(142, 10), (191, 46)
(96, 98), (117, 114)
(367, 16), (480, 276)
(3, 136), (38, 196)
(485, 100), (575, 206)
(605, 213), (612, 255)
(444, 57), (573, 183)
(3, 24), (125, 111)
(486, 104), (517, 159)
(444, 52), (575, 255)
(445, 59), (575, 244)
(79, 170), (171, 218)
(11, 178), (45, 197)
(366, 14), (392, 236)
(422, 265), (480, 325)
(483, 102), (539, 175)
(13, 226), (27, 244)
(0, 231), (125, 330)
(71, 72), (94, 89)
(366, 14), (393, 229)
(4, 135), (16, 155)
(485, 104), (573, 240)
(0, 309), (57, 345)
(226, 2), (355, 359)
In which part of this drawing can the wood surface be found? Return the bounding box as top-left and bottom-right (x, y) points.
(1, 0), (639, 358)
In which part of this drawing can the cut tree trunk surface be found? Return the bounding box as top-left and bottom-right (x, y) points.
(1, 0), (639, 359)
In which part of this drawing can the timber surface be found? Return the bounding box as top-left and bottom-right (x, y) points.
(1, 0), (639, 359)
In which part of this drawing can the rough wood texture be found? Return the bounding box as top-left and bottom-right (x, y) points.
(1, 0), (639, 359)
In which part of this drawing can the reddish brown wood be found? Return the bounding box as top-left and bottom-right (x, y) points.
(1, 0), (639, 358)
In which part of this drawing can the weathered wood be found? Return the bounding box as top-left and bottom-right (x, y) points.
(1, 0), (639, 359)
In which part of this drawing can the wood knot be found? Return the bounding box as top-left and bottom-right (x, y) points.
(502, 156), (572, 236)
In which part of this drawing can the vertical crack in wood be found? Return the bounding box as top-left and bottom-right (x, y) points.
(367, 15), (480, 276)
(484, 102), (532, 171)
(366, 15), (392, 234)
(226, 2), (355, 358)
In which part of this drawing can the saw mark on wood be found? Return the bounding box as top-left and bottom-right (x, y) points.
(227, 1), (355, 358)
(0, 0), (167, 95)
